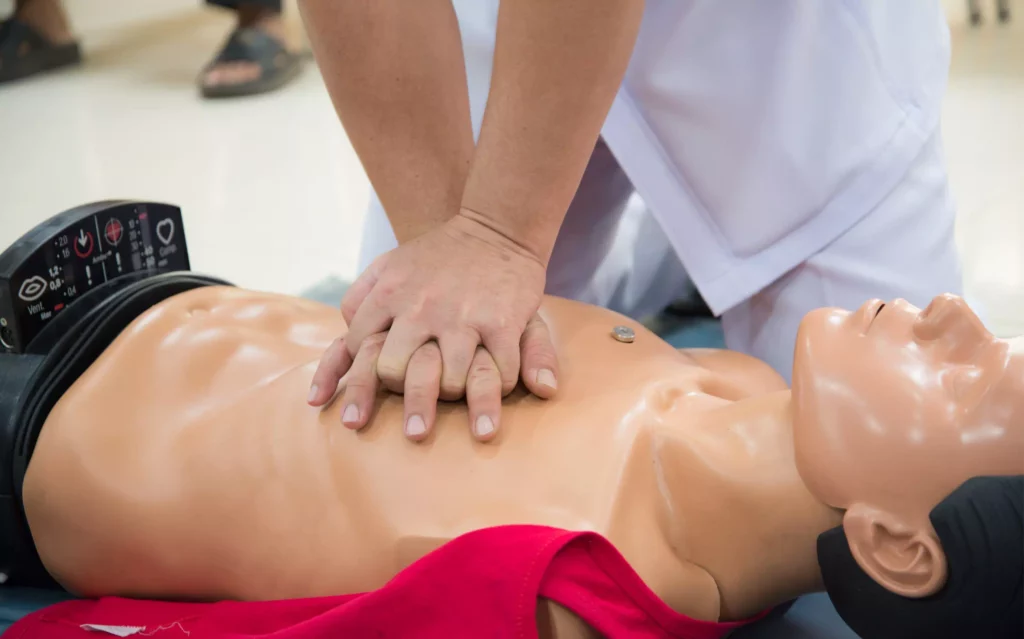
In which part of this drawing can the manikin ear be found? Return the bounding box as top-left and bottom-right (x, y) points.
(842, 503), (948, 598)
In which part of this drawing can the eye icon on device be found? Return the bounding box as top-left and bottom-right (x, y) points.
(18, 276), (48, 302)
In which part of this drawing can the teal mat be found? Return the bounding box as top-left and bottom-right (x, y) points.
(0, 580), (855, 637)
(658, 316), (726, 349)
(0, 587), (73, 634)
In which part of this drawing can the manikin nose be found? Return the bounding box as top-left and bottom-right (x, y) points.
(915, 297), (989, 353)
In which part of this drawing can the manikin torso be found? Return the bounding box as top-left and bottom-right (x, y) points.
(22, 287), (836, 629)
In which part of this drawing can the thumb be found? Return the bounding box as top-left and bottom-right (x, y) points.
(341, 252), (390, 325)
(520, 313), (559, 399)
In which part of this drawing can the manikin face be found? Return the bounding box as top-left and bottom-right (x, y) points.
(791, 294), (1023, 598)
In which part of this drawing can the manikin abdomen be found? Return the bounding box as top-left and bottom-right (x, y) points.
(23, 288), (738, 620)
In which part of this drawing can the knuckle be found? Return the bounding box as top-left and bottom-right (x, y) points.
(519, 341), (542, 357)
(474, 312), (508, 332)
(419, 341), (442, 360)
(312, 370), (334, 387)
(469, 360), (498, 383)
(405, 374), (440, 399)
(489, 325), (518, 344)
(440, 350), (473, 375)
(382, 378), (404, 395)
(404, 383), (436, 403)
(489, 339), (520, 360)
(440, 372), (467, 394)
(494, 356), (520, 379)
(438, 387), (465, 403)
(527, 313), (547, 328)
(522, 347), (554, 367)
(365, 332), (388, 349)
(376, 276), (400, 299)
(344, 380), (373, 396)
(321, 339), (344, 362)
(376, 363), (405, 385)
(523, 323), (553, 344)
(468, 388), (500, 413)
(500, 380), (517, 397)
(340, 298), (358, 318)
(345, 369), (375, 386)
(407, 297), (429, 318)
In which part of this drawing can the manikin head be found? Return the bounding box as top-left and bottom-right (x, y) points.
(792, 294), (1023, 598)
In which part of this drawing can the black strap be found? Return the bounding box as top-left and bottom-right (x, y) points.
(0, 19), (49, 58)
(1, 273), (230, 588)
(207, 26), (291, 70)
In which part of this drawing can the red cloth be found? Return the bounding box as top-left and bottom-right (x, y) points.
(4, 525), (766, 639)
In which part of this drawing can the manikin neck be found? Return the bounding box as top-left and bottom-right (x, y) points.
(656, 390), (843, 621)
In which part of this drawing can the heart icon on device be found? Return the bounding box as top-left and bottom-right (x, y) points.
(155, 219), (175, 246)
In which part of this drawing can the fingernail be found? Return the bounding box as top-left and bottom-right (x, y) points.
(342, 404), (360, 426)
(405, 415), (427, 438)
(307, 385), (319, 403)
(536, 368), (557, 390)
(474, 415), (495, 439)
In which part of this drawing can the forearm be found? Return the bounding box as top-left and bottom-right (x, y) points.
(298, 0), (474, 243)
(460, 0), (644, 262)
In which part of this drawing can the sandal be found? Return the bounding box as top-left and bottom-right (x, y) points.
(0, 18), (81, 85)
(200, 26), (301, 99)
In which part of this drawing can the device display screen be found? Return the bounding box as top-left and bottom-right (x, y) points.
(6, 202), (190, 349)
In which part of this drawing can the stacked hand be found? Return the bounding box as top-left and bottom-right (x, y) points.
(307, 213), (560, 441)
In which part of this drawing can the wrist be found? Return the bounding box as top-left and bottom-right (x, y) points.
(450, 208), (551, 267)
(391, 210), (455, 245)
(458, 144), (576, 264)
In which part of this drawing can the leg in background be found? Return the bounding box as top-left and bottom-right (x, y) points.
(722, 131), (963, 382)
(6, 0), (72, 44)
(969, 0), (982, 26)
(998, 0), (1011, 23)
(200, 0), (302, 98)
(0, 0), (80, 84)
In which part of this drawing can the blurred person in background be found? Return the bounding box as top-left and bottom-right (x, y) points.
(0, 0), (302, 97)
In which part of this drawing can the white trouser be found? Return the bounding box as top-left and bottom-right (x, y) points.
(357, 131), (962, 381)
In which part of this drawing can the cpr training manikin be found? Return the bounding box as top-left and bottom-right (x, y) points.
(7, 281), (1023, 637)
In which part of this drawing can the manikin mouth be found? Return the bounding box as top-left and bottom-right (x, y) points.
(863, 302), (886, 333)
(870, 303), (885, 325)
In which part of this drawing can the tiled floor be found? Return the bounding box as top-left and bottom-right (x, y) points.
(1, 3), (1021, 336)
(0, 4), (370, 296)
(944, 7), (1024, 336)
